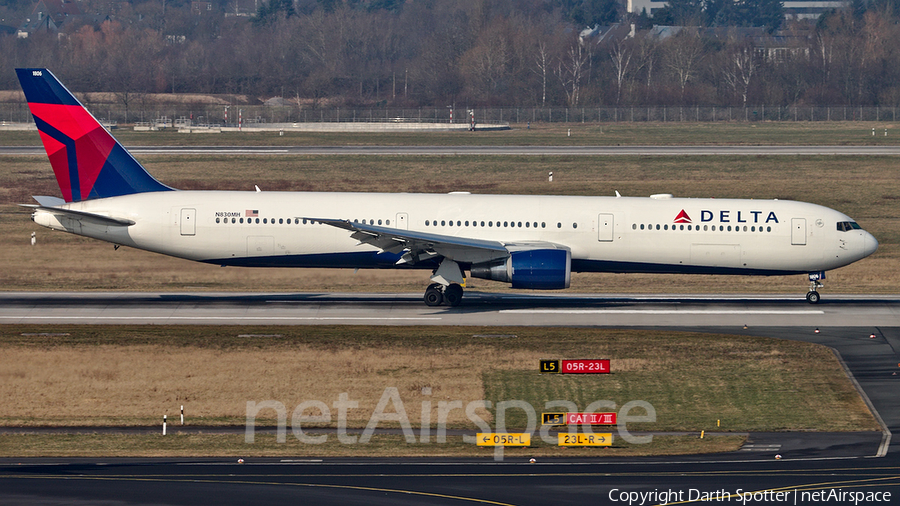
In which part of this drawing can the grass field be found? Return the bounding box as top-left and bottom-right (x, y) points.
(0, 326), (878, 457)
(0, 433), (747, 458)
(0, 326), (877, 431)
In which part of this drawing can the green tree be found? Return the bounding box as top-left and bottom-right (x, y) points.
(255, 0), (296, 25)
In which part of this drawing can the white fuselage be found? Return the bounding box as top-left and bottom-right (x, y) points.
(33, 190), (877, 276)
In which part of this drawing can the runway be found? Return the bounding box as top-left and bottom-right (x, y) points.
(2, 292), (899, 505)
(2, 291), (900, 327)
(6, 145), (900, 156)
(1, 452), (898, 506)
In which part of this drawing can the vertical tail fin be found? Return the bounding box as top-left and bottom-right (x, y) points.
(16, 68), (172, 202)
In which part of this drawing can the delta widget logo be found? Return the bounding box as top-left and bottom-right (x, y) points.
(674, 210), (692, 224)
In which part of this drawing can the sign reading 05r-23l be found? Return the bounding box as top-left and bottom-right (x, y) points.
(540, 359), (610, 374)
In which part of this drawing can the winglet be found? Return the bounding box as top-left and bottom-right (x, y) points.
(16, 68), (173, 202)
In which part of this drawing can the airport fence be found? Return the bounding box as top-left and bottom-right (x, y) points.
(2, 103), (900, 127)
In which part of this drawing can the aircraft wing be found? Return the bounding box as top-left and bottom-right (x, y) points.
(312, 218), (514, 265)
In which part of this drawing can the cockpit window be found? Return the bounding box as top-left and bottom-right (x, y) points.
(837, 221), (862, 232)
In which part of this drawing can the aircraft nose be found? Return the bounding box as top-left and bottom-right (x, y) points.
(863, 232), (878, 258)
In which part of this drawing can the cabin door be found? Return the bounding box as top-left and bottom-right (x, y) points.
(598, 213), (614, 242)
(791, 218), (807, 245)
(180, 208), (196, 236)
(396, 213), (409, 230)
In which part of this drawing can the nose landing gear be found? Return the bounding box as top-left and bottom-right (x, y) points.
(806, 272), (825, 304)
(806, 289), (821, 304)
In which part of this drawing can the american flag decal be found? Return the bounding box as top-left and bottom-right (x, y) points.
(246, 210), (258, 217)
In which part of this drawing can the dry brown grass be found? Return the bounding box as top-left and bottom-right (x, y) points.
(0, 344), (494, 427)
(0, 433), (747, 458)
(0, 327), (879, 433)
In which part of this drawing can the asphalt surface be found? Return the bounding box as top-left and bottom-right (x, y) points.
(7, 145), (900, 156)
(1, 293), (899, 505)
(2, 291), (900, 327)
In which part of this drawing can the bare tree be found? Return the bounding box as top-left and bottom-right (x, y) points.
(722, 39), (756, 107)
(460, 29), (511, 104)
(664, 29), (705, 99)
(609, 38), (633, 106)
(533, 41), (551, 107)
(555, 38), (588, 106)
(631, 31), (660, 102)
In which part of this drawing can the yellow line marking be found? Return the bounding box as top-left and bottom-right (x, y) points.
(0, 474), (516, 505)
(661, 475), (900, 505)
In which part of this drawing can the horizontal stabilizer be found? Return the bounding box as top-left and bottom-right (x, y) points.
(33, 195), (66, 207)
(21, 202), (135, 227)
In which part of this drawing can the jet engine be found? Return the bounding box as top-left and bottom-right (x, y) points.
(470, 248), (571, 289)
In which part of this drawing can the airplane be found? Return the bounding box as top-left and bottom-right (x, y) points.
(16, 68), (879, 306)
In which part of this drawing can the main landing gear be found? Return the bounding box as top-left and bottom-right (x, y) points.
(806, 272), (825, 304)
(424, 282), (464, 307)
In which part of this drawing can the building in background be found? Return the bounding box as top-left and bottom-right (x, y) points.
(628, 0), (849, 20)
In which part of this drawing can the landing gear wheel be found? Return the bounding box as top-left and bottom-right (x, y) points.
(444, 283), (464, 307)
(806, 291), (820, 304)
(424, 284), (443, 307)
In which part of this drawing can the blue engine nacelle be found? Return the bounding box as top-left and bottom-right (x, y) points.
(470, 248), (571, 289)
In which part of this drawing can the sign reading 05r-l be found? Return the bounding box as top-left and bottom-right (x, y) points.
(561, 359), (610, 374)
(477, 433), (531, 446)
